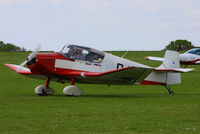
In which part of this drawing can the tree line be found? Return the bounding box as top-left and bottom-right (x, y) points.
(0, 39), (198, 52)
(163, 39), (195, 51)
(0, 41), (26, 52)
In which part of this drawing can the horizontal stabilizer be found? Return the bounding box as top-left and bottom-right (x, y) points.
(145, 56), (164, 62)
(154, 68), (193, 73)
(4, 64), (32, 75)
(145, 50), (193, 85)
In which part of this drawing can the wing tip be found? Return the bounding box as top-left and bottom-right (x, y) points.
(4, 64), (32, 75)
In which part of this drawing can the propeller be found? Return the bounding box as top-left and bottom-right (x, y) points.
(18, 44), (41, 71)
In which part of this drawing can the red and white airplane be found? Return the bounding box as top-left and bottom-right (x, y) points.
(5, 44), (193, 96)
(146, 48), (200, 67)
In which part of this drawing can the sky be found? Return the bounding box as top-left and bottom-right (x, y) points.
(0, 0), (200, 51)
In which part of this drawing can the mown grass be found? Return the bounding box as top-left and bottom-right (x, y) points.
(0, 51), (200, 134)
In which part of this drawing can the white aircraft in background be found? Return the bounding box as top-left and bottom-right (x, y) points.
(5, 45), (193, 96)
(146, 48), (200, 67)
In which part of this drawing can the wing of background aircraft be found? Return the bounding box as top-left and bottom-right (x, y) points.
(145, 56), (164, 62)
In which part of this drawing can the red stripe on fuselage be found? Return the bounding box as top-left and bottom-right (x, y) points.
(181, 59), (200, 65)
(140, 80), (166, 85)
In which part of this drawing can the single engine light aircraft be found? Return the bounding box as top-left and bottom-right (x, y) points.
(5, 44), (193, 96)
(146, 48), (200, 67)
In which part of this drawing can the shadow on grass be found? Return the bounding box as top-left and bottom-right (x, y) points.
(25, 94), (165, 98)
(24, 93), (200, 99)
(31, 93), (200, 98)
(81, 93), (200, 98)
(81, 94), (166, 98)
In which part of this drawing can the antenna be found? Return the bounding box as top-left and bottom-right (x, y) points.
(121, 51), (129, 58)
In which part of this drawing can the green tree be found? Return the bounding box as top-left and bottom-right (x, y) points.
(164, 39), (194, 51)
(0, 41), (3, 48)
(0, 41), (26, 52)
(21, 47), (26, 52)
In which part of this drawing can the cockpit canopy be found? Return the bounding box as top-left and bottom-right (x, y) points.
(59, 45), (105, 63)
(185, 48), (200, 55)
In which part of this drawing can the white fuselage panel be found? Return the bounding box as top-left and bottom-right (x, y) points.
(55, 52), (151, 72)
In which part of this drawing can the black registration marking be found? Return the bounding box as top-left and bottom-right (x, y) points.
(117, 63), (123, 69)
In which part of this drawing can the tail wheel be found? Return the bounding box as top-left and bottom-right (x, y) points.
(164, 85), (174, 95)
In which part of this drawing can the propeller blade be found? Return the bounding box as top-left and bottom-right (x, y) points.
(19, 60), (27, 67)
(17, 44), (41, 71)
(27, 44), (41, 62)
(17, 61), (27, 72)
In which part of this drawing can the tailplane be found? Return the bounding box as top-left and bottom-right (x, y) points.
(145, 50), (193, 85)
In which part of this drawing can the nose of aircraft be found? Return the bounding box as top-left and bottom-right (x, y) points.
(19, 44), (41, 68)
(26, 54), (37, 65)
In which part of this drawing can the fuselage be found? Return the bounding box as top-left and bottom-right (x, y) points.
(180, 48), (200, 65)
(27, 52), (152, 82)
(26, 45), (153, 85)
(180, 53), (200, 65)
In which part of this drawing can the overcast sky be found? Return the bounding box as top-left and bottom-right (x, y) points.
(0, 0), (200, 51)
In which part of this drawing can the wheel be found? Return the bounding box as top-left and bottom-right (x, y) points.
(63, 85), (84, 96)
(35, 85), (55, 96)
(46, 87), (55, 95)
(169, 91), (174, 95)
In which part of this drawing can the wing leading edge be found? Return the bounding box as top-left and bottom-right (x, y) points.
(4, 64), (32, 75)
(5, 63), (154, 85)
(5, 63), (192, 85)
(63, 67), (154, 85)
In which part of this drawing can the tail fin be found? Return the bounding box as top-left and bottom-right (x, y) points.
(144, 50), (193, 85)
(159, 50), (180, 69)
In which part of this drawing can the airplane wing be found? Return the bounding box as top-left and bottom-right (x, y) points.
(4, 64), (32, 75)
(145, 56), (164, 61)
(4, 64), (47, 80)
(5, 63), (154, 84)
(5, 63), (193, 85)
(64, 67), (154, 85)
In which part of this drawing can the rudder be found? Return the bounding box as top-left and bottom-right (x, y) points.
(145, 50), (181, 85)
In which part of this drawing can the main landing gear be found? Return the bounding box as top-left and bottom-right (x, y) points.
(63, 78), (84, 96)
(35, 77), (83, 96)
(164, 85), (174, 95)
(35, 77), (55, 96)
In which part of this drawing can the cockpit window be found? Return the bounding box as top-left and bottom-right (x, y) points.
(186, 48), (200, 55)
(59, 45), (105, 63)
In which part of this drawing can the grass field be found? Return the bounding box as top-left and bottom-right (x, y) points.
(0, 51), (200, 134)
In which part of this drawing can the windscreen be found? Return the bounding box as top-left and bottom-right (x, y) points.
(59, 45), (105, 63)
(186, 48), (200, 55)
